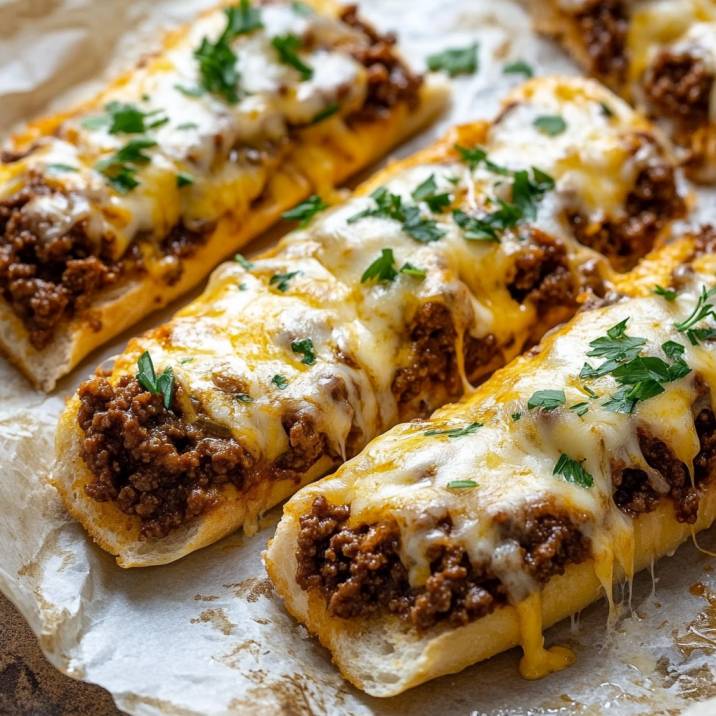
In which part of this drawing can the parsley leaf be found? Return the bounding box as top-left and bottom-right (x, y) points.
(269, 271), (300, 292)
(424, 422), (483, 438)
(176, 172), (194, 187)
(291, 338), (316, 365)
(272, 34), (313, 80)
(654, 284), (677, 301)
(402, 206), (446, 243)
(349, 188), (445, 243)
(234, 253), (254, 270)
(272, 374), (289, 389)
(533, 114), (567, 136)
(362, 248), (398, 284)
(427, 43), (479, 77)
(553, 453), (593, 488)
(511, 167), (554, 220)
(99, 101), (168, 134)
(174, 84), (204, 98)
(46, 163), (78, 173)
(95, 138), (156, 193)
(503, 60), (534, 78)
(282, 195), (327, 226)
(195, 34), (241, 103)
(511, 412), (522, 421)
(136, 351), (174, 409)
(455, 145), (511, 175)
(675, 285), (716, 345)
(193, 3), (260, 104)
(311, 102), (340, 124)
(447, 480), (478, 489)
(411, 174), (451, 213)
(236, 393), (253, 403)
(399, 262), (427, 279)
(527, 389), (566, 411)
(225, 0), (263, 35)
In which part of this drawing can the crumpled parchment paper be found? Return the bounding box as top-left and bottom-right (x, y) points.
(2, 1), (716, 714)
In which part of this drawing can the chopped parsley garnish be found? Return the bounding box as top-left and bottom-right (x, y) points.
(455, 144), (510, 175)
(269, 270), (300, 292)
(136, 351), (174, 409)
(179, 357), (194, 364)
(282, 195), (327, 226)
(176, 172), (194, 187)
(234, 253), (254, 270)
(272, 34), (313, 80)
(599, 101), (615, 118)
(675, 285), (716, 345)
(427, 43), (479, 77)
(362, 248), (398, 284)
(580, 319), (691, 414)
(452, 166), (553, 242)
(447, 480), (478, 490)
(511, 411), (522, 421)
(45, 163), (78, 173)
(82, 102), (168, 134)
(399, 262), (427, 279)
(174, 83), (204, 98)
(569, 402), (589, 416)
(533, 114), (567, 136)
(176, 121), (199, 130)
(527, 389), (566, 411)
(579, 318), (646, 379)
(225, 0), (263, 35)
(553, 453), (593, 488)
(512, 168), (555, 219)
(348, 187), (445, 243)
(402, 206), (445, 243)
(654, 284), (677, 301)
(503, 60), (534, 78)
(424, 422), (482, 438)
(194, 2), (262, 103)
(291, 338), (316, 365)
(411, 174), (451, 213)
(291, 1), (313, 15)
(95, 137), (157, 193)
(311, 102), (339, 124)
(236, 393), (253, 403)
(272, 374), (289, 389)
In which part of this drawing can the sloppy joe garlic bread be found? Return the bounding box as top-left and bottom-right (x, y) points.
(533, 0), (716, 182)
(52, 76), (685, 567)
(0, 0), (444, 391)
(265, 229), (716, 697)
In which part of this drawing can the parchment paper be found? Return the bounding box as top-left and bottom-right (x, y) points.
(2, 1), (716, 714)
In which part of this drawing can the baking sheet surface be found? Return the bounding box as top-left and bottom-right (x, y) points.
(2, 1), (716, 713)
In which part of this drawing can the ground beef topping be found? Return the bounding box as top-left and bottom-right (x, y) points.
(573, 0), (629, 82)
(339, 5), (422, 121)
(611, 397), (716, 524)
(295, 496), (589, 630)
(391, 302), (461, 416)
(507, 230), (577, 309)
(0, 182), (213, 347)
(644, 50), (713, 128)
(566, 159), (685, 271)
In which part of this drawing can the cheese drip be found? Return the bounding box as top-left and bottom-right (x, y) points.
(282, 259), (716, 678)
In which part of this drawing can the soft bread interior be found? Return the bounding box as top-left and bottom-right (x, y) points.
(264, 486), (716, 697)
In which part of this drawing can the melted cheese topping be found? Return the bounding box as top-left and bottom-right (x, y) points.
(288, 264), (716, 675)
(628, 0), (716, 83)
(0, 1), (369, 261)
(109, 78), (675, 498)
